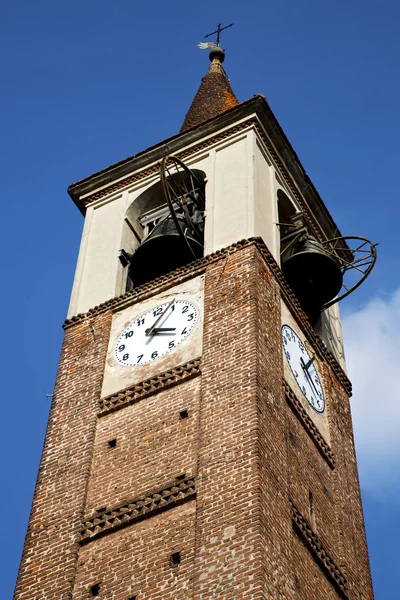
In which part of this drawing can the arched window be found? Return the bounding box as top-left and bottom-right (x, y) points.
(122, 168), (206, 289)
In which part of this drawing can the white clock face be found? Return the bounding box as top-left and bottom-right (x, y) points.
(114, 299), (199, 367)
(282, 324), (325, 413)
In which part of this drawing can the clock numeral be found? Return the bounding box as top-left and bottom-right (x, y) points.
(118, 344), (125, 352)
(283, 337), (287, 346)
(137, 318), (144, 326)
(153, 307), (163, 317)
(187, 313), (194, 321)
(181, 327), (188, 335)
(137, 354), (143, 364)
(168, 341), (175, 349)
(294, 370), (299, 379)
(298, 340), (305, 352)
(285, 351), (290, 361)
(151, 351), (158, 359)
(302, 385), (307, 396)
(170, 304), (175, 311)
(125, 331), (134, 339)
(182, 305), (189, 313)
(122, 353), (129, 361)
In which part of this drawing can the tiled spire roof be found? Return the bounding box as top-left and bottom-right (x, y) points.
(180, 48), (239, 133)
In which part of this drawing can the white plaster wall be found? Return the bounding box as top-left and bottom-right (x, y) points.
(253, 137), (279, 261)
(210, 135), (250, 251)
(68, 192), (127, 317)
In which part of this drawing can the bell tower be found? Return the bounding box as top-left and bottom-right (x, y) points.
(14, 42), (374, 600)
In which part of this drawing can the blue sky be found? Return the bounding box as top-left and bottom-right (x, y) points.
(2, 1), (399, 597)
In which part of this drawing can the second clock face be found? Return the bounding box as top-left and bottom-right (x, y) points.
(114, 299), (199, 367)
(282, 324), (325, 413)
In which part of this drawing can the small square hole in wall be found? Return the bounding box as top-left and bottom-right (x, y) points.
(176, 473), (186, 481)
(170, 552), (181, 566)
(90, 583), (100, 596)
(179, 410), (189, 420)
(108, 438), (117, 448)
(127, 596), (137, 600)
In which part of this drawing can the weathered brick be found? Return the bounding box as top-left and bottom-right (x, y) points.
(14, 242), (373, 600)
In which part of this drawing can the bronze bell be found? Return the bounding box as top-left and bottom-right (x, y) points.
(128, 215), (203, 287)
(282, 233), (343, 320)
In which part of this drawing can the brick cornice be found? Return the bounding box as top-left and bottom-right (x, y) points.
(64, 237), (351, 395)
(284, 380), (335, 469)
(80, 476), (196, 544)
(290, 499), (348, 598)
(63, 239), (252, 329)
(99, 358), (201, 416)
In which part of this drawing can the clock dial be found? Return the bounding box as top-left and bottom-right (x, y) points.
(114, 299), (199, 367)
(282, 324), (325, 413)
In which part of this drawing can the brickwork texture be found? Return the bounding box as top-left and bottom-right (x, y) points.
(14, 242), (373, 599)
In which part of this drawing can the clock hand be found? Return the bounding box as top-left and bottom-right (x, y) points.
(146, 298), (175, 336)
(147, 327), (176, 335)
(303, 356), (315, 371)
(300, 357), (319, 396)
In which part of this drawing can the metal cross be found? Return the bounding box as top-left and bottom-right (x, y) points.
(204, 22), (233, 47)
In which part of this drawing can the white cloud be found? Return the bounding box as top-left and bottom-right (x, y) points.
(342, 289), (400, 497)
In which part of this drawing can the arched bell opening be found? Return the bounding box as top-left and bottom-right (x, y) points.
(123, 162), (206, 290)
(277, 189), (298, 243)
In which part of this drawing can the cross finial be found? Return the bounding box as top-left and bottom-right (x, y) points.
(204, 22), (233, 47)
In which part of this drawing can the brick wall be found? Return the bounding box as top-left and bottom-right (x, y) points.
(14, 311), (112, 600)
(86, 377), (200, 515)
(14, 240), (373, 600)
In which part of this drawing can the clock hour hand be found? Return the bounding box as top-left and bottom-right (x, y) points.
(300, 357), (319, 395)
(145, 327), (176, 335)
(146, 298), (175, 336)
(302, 355), (315, 371)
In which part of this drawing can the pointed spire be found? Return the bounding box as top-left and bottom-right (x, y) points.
(180, 47), (239, 133)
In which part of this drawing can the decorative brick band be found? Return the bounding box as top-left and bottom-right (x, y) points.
(64, 238), (351, 395)
(63, 240), (244, 329)
(80, 476), (196, 544)
(290, 500), (348, 598)
(98, 358), (201, 416)
(284, 380), (335, 469)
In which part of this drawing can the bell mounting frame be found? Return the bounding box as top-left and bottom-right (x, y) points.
(160, 155), (206, 259)
(321, 236), (377, 309)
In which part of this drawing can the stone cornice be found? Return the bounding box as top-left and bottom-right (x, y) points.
(63, 238), (351, 396)
(80, 476), (196, 544)
(70, 113), (343, 248)
(67, 97), (346, 255)
(290, 499), (348, 598)
(284, 380), (335, 469)
(98, 358), (201, 416)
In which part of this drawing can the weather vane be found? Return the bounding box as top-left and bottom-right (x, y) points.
(198, 22), (233, 50)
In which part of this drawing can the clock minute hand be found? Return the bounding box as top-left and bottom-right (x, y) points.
(150, 328), (176, 335)
(145, 298), (175, 336)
